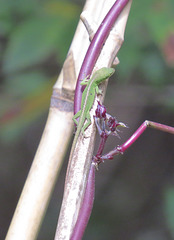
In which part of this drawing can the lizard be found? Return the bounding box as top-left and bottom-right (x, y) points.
(72, 67), (115, 145)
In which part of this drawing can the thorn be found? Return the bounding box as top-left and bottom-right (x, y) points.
(80, 11), (98, 41)
(111, 131), (121, 139)
(112, 56), (120, 66)
(92, 161), (99, 171)
(118, 122), (129, 128)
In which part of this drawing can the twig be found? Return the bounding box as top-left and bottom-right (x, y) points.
(95, 120), (174, 162)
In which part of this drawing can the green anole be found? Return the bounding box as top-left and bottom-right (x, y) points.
(72, 67), (115, 144)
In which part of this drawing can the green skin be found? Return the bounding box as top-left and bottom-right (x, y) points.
(72, 67), (115, 144)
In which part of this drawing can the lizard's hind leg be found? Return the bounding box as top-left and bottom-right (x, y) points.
(72, 110), (81, 125)
(81, 112), (91, 136)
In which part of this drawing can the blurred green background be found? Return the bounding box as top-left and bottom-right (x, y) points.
(0, 0), (174, 239)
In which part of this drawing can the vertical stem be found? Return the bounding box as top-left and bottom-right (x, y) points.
(70, 164), (95, 240)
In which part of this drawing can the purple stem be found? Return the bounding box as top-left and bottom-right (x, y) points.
(99, 120), (174, 160)
(74, 0), (130, 114)
(70, 164), (95, 240)
(120, 120), (174, 153)
(120, 121), (147, 153)
(148, 120), (174, 134)
(96, 132), (109, 157)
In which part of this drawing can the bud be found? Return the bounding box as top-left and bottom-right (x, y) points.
(95, 101), (106, 119)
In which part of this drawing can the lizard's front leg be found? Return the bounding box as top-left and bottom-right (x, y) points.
(80, 76), (89, 86)
(96, 85), (102, 95)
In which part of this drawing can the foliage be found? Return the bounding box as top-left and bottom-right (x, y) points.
(118, 0), (174, 86)
(0, 0), (81, 141)
(164, 187), (174, 238)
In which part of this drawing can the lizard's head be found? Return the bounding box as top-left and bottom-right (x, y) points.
(104, 67), (115, 78)
(95, 67), (115, 84)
